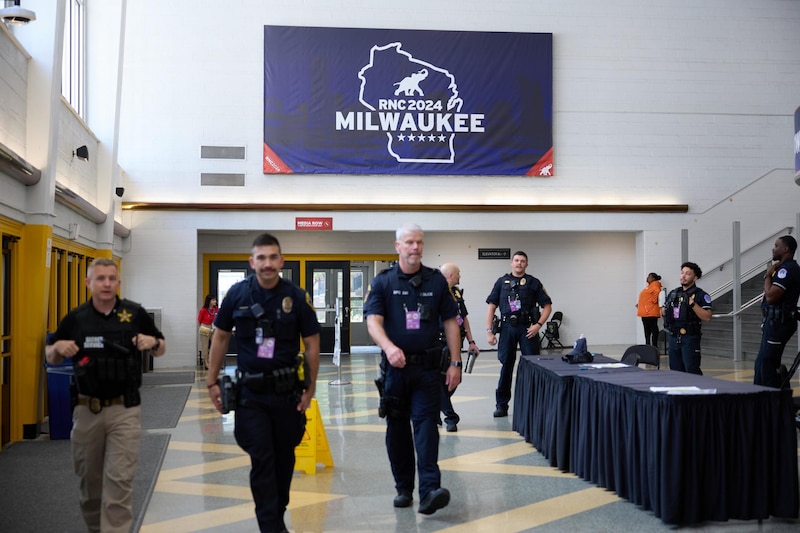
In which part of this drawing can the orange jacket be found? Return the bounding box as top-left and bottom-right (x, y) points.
(637, 280), (662, 318)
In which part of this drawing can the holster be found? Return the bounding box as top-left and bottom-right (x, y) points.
(374, 375), (386, 418)
(219, 374), (238, 414)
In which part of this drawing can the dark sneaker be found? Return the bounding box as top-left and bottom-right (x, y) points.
(418, 487), (450, 515)
(493, 407), (508, 418)
(393, 490), (413, 508)
(446, 422), (457, 432)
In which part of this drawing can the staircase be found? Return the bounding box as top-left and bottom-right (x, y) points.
(701, 274), (799, 363)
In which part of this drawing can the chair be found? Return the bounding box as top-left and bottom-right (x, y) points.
(620, 351), (640, 366)
(621, 344), (661, 369)
(540, 311), (564, 349)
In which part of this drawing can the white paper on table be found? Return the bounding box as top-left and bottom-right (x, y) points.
(579, 363), (629, 369)
(649, 386), (717, 395)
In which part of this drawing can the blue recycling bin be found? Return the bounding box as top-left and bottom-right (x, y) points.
(45, 362), (74, 440)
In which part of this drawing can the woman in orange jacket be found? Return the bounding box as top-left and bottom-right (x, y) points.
(637, 273), (662, 346)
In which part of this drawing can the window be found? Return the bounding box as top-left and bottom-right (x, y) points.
(61, 0), (85, 117)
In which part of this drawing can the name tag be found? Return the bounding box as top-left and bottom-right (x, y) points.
(406, 311), (421, 330)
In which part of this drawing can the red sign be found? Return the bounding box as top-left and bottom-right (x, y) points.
(295, 217), (333, 231)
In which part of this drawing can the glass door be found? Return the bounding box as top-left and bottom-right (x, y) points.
(306, 261), (350, 355)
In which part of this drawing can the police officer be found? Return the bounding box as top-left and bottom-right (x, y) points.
(365, 224), (461, 515)
(46, 258), (166, 533)
(754, 235), (800, 387)
(663, 261), (712, 375)
(439, 262), (480, 432)
(485, 251), (552, 418)
(206, 233), (320, 533)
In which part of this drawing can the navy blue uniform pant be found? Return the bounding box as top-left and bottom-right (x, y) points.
(496, 323), (539, 409)
(440, 380), (459, 426)
(754, 318), (797, 388)
(384, 363), (442, 500)
(234, 391), (305, 533)
(668, 332), (702, 375)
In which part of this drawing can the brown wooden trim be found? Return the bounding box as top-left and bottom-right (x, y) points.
(122, 202), (688, 213)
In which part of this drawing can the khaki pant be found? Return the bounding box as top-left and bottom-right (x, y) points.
(71, 403), (141, 533)
(198, 327), (214, 368)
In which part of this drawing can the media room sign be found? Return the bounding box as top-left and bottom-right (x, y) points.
(295, 217), (333, 231)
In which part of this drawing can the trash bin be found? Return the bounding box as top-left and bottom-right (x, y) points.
(45, 362), (74, 440)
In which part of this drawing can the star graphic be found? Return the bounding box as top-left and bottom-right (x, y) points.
(118, 309), (133, 323)
(397, 133), (406, 141)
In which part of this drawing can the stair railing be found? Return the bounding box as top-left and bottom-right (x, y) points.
(701, 225), (791, 362)
(711, 293), (763, 319)
(709, 260), (770, 299)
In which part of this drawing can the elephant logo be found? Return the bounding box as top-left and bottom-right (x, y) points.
(393, 68), (429, 96)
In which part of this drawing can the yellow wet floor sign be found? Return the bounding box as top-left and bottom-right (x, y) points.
(294, 398), (333, 474)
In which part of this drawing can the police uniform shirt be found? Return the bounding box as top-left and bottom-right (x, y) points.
(215, 275), (320, 374)
(50, 297), (163, 397)
(486, 273), (552, 317)
(664, 286), (712, 329)
(762, 258), (800, 313)
(452, 286), (469, 320)
(364, 265), (458, 354)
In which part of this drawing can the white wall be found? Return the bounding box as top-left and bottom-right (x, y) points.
(107, 0), (800, 366)
(118, 0), (800, 210)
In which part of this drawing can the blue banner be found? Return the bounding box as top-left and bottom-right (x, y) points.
(263, 26), (553, 176)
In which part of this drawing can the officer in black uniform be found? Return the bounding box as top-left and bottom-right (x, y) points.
(438, 262), (480, 432)
(46, 258), (165, 533)
(365, 224), (461, 515)
(663, 261), (712, 375)
(485, 251), (552, 418)
(754, 235), (800, 387)
(207, 233), (320, 533)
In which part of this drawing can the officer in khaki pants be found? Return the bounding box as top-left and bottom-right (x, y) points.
(46, 258), (166, 533)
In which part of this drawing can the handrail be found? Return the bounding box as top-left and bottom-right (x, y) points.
(706, 225), (793, 303)
(707, 225), (791, 282)
(711, 293), (763, 319)
(709, 260), (770, 298)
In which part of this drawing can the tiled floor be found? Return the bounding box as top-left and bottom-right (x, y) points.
(139, 346), (800, 532)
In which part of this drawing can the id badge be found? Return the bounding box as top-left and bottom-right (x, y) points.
(509, 299), (521, 312)
(255, 327), (263, 345)
(257, 337), (276, 359)
(456, 315), (464, 327)
(405, 310), (421, 330)
(673, 307), (680, 319)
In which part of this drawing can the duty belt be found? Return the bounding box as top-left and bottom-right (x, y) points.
(405, 348), (441, 369)
(77, 394), (125, 414)
(670, 326), (700, 336)
(238, 368), (298, 394)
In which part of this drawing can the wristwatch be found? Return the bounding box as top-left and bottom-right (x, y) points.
(152, 338), (161, 351)
(450, 360), (463, 368)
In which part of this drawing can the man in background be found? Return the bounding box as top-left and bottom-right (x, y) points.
(439, 262), (480, 432)
(663, 262), (712, 375)
(486, 251), (552, 418)
(754, 235), (800, 387)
